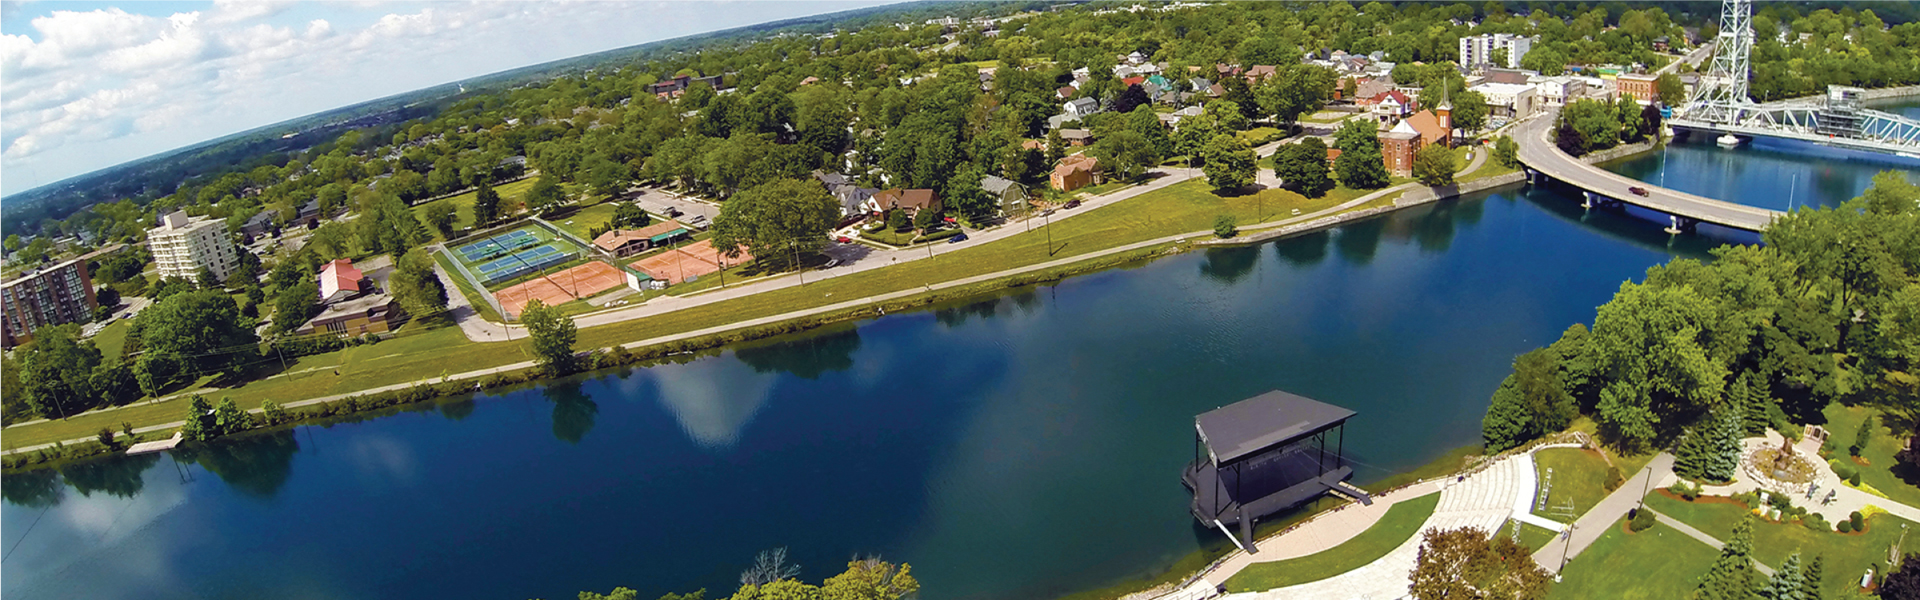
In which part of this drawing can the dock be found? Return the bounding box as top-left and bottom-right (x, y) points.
(125, 431), (183, 455)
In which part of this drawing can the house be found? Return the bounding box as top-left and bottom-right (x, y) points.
(799, 76), (821, 86)
(865, 189), (941, 219)
(648, 75), (694, 95)
(1126, 51), (1148, 65)
(1145, 74), (1171, 89)
(1653, 36), (1671, 52)
(1404, 109), (1451, 148)
(1533, 76), (1587, 106)
(1354, 75), (1394, 100)
(813, 170), (878, 221)
(1121, 76), (1147, 88)
(1364, 90), (1413, 122)
(1050, 154), (1102, 192)
(593, 220), (693, 258)
(1469, 82), (1539, 120)
(1060, 129), (1095, 146)
(298, 258), (407, 337)
(1021, 139), (1047, 151)
(1243, 65), (1278, 83)
(1065, 97), (1100, 118)
(240, 210), (276, 238)
(981, 175), (1029, 216)
(1058, 86), (1078, 100)
(1483, 68), (1535, 85)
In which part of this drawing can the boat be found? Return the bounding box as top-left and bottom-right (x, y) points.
(1717, 134), (1743, 148)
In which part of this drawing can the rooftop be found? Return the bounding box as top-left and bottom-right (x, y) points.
(1196, 390), (1356, 464)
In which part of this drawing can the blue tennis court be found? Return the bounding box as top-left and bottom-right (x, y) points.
(457, 230), (542, 263)
(472, 242), (576, 286)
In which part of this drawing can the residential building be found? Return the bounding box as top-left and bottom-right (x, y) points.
(1469, 82), (1540, 119)
(297, 258), (406, 338)
(980, 175), (1029, 217)
(1064, 97), (1100, 118)
(813, 171), (878, 221)
(148, 211), (239, 284)
(1616, 72), (1660, 104)
(1364, 90), (1413, 122)
(0, 256), (97, 348)
(1050, 155), (1102, 192)
(241, 210), (276, 238)
(592, 221), (693, 258)
(865, 189), (941, 219)
(1458, 33), (1535, 70)
(1060, 129), (1095, 146)
(1533, 76), (1588, 107)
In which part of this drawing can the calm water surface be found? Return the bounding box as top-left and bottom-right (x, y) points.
(4, 143), (1912, 600)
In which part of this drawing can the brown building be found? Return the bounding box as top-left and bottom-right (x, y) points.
(1378, 109), (1452, 177)
(864, 189), (942, 219)
(1050, 154), (1103, 192)
(592, 220), (692, 257)
(1, 255), (98, 348)
(296, 258), (407, 337)
(1616, 73), (1659, 104)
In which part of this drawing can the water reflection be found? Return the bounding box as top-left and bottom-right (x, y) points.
(545, 383), (600, 444)
(1198, 247), (1260, 284)
(58, 453), (161, 500)
(179, 431), (297, 500)
(648, 359), (778, 448)
(1334, 219), (1384, 265)
(1273, 231), (1329, 267)
(935, 300), (1004, 329)
(2, 468), (63, 508)
(439, 397), (477, 421)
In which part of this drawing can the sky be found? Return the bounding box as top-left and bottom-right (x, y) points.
(0, 0), (902, 197)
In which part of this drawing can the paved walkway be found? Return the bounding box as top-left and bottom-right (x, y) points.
(1532, 452), (1675, 574)
(1682, 430), (1920, 527)
(1648, 511), (1777, 577)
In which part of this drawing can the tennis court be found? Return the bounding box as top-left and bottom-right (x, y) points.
(473, 243), (575, 287)
(495, 261), (628, 316)
(629, 240), (754, 285)
(455, 229), (540, 264)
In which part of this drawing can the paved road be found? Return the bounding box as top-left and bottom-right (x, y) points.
(1533, 452), (1674, 573)
(1514, 111), (1780, 231)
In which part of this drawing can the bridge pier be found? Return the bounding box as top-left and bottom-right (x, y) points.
(1664, 215), (1699, 235)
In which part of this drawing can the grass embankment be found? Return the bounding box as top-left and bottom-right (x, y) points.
(1222, 493), (1442, 592)
(1497, 520), (1561, 553)
(411, 178), (539, 237)
(1550, 520), (1721, 599)
(1535, 447), (1612, 521)
(1821, 404), (1919, 507)
(1645, 491), (1916, 599)
(90, 320), (132, 359)
(3, 177), (1401, 449)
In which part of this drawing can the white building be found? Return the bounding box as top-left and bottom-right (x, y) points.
(148, 211), (239, 284)
(1532, 76), (1588, 107)
(1458, 34), (1535, 70)
(1468, 82), (1539, 120)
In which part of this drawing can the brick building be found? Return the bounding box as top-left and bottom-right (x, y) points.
(1, 256), (98, 348)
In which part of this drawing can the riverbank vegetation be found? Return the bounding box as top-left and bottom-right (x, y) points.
(552, 559), (918, 600)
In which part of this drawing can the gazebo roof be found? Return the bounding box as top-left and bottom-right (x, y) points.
(1196, 390), (1355, 464)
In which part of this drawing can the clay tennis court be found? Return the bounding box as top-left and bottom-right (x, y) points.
(629, 240), (754, 285)
(495, 261), (626, 316)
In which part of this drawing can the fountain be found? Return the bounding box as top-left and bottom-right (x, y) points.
(1743, 435), (1817, 495)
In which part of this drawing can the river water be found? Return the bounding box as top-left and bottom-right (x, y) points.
(5, 118), (1915, 600)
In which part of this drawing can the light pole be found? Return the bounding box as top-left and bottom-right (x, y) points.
(1558, 522), (1574, 576)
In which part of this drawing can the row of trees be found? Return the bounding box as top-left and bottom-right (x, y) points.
(1554, 97), (1662, 157)
(1482, 172), (1920, 456)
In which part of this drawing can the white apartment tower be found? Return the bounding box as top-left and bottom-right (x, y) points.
(1458, 34), (1535, 70)
(148, 211), (238, 284)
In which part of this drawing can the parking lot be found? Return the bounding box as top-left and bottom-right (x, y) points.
(629, 187), (719, 228)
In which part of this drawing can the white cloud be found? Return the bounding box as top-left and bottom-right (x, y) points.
(1, 0), (902, 195)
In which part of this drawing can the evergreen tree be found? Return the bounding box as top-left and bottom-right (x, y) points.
(1693, 517), (1759, 600)
(1763, 553), (1805, 600)
(1732, 371), (1765, 437)
(1676, 407), (1741, 483)
(472, 179), (500, 225)
(1799, 555), (1823, 600)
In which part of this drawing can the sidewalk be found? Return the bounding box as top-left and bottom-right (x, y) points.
(1532, 452), (1675, 573)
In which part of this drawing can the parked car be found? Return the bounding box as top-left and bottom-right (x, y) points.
(1629, 186), (1650, 197)
(1064, 200), (1082, 209)
(947, 233), (970, 244)
(836, 236), (852, 243)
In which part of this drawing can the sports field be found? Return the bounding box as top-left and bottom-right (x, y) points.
(630, 240), (754, 285)
(496, 261), (627, 316)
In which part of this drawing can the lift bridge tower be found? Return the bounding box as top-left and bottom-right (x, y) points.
(1682, 0), (1754, 125)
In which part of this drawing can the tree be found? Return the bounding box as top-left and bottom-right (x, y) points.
(1413, 144), (1457, 187)
(613, 203), (651, 229)
(1493, 136), (1520, 168)
(388, 249), (449, 317)
(1675, 407), (1741, 483)
(1656, 73), (1686, 105)
(1482, 348), (1577, 452)
(886, 210), (909, 231)
(525, 176), (568, 214)
(1851, 414), (1876, 457)
(710, 178), (840, 266)
(521, 299), (578, 376)
(1274, 138), (1334, 198)
(181, 395), (217, 442)
(1882, 554), (1920, 600)
(1732, 371), (1770, 437)
(423, 202), (458, 239)
(3, 234), (19, 253)
(1128, 105), (1174, 159)
(1762, 553), (1806, 600)
(1112, 84), (1151, 114)
(1090, 130), (1158, 183)
(1334, 119), (1391, 189)
(140, 289), (259, 378)
(1207, 100), (1250, 132)
(15, 324), (103, 418)
(1214, 214), (1238, 238)
(1201, 134), (1256, 192)
(472, 180), (501, 225)
(1589, 282), (1727, 452)
(1450, 90), (1490, 134)
(1045, 129), (1066, 165)
(213, 397), (255, 437)
(273, 280), (319, 335)
(912, 207), (938, 233)
(1691, 516), (1759, 600)
(1408, 526), (1553, 600)
(1173, 113), (1217, 167)
(1799, 555), (1823, 600)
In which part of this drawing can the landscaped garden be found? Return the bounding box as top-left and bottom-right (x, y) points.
(1645, 490), (1916, 598)
(1550, 519), (1721, 599)
(1222, 492), (1441, 592)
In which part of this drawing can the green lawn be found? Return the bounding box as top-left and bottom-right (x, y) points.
(90, 319), (132, 359)
(1497, 519), (1562, 553)
(1223, 492), (1441, 592)
(552, 203), (619, 241)
(1535, 447), (1612, 521)
(1822, 404), (1920, 509)
(1646, 491), (1916, 598)
(410, 178), (539, 240)
(1551, 518), (1721, 599)
(4, 176), (1403, 448)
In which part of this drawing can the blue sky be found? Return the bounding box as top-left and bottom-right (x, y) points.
(0, 0), (900, 197)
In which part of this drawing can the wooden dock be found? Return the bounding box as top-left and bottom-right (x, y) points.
(125, 431), (183, 455)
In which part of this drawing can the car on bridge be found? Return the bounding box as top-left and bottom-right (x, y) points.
(1628, 186), (1650, 197)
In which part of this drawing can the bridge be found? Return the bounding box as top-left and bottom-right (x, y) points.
(1513, 110), (1780, 233)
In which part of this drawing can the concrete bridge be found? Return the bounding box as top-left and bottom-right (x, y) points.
(1513, 110), (1781, 233)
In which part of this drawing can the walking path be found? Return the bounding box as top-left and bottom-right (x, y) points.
(1532, 452), (1675, 573)
(1647, 511), (1778, 577)
(1685, 430), (1920, 526)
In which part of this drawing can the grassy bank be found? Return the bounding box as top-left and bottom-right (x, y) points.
(1550, 520), (1720, 599)
(1223, 492), (1442, 591)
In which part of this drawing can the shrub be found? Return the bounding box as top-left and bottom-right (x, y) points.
(1603, 466), (1625, 492)
(1851, 471), (1863, 486)
(1213, 214), (1238, 238)
(1831, 461), (1858, 481)
(1802, 512), (1828, 531)
(1852, 511), (1866, 531)
(1839, 520), (1854, 533)
(1853, 415), (1876, 457)
(1629, 508), (1657, 532)
(261, 400), (288, 425)
(97, 428), (116, 449)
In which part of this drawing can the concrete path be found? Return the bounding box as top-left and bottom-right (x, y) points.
(1532, 452), (1675, 574)
(1649, 511), (1777, 577)
(1681, 429), (1920, 527)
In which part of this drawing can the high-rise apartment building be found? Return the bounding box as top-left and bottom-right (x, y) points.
(1, 256), (98, 348)
(1458, 34), (1535, 70)
(148, 211), (238, 284)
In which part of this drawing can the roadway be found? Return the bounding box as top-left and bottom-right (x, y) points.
(1512, 110), (1780, 232)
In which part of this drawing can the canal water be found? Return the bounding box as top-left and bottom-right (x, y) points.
(3, 145), (1912, 600)
(1602, 98), (1920, 212)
